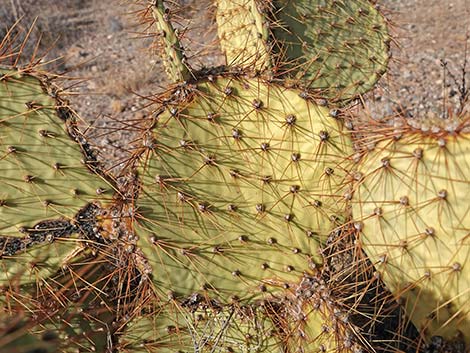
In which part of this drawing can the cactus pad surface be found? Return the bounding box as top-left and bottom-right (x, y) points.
(352, 124), (470, 344)
(270, 0), (390, 100)
(119, 300), (279, 353)
(136, 75), (352, 302)
(216, 0), (271, 70)
(120, 273), (360, 353)
(0, 69), (112, 239)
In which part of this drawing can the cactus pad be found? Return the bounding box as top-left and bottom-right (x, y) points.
(119, 300), (279, 353)
(0, 235), (84, 286)
(352, 122), (470, 344)
(136, 75), (352, 303)
(215, 0), (271, 70)
(120, 273), (363, 353)
(0, 69), (112, 239)
(149, 1), (191, 82)
(270, 0), (390, 100)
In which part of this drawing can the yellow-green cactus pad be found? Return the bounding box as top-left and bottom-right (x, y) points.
(136, 75), (352, 303)
(150, 1), (191, 82)
(216, 0), (271, 71)
(0, 69), (114, 285)
(352, 125), (470, 344)
(120, 273), (362, 353)
(118, 300), (279, 353)
(0, 69), (113, 237)
(270, 0), (390, 100)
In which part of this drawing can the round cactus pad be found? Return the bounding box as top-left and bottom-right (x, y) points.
(271, 0), (390, 99)
(0, 70), (112, 237)
(352, 132), (470, 344)
(136, 75), (352, 302)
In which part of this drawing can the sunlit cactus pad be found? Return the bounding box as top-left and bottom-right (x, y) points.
(352, 123), (470, 344)
(215, 0), (270, 70)
(270, 0), (390, 99)
(136, 75), (353, 302)
(0, 69), (112, 239)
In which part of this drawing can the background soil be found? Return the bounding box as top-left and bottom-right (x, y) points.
(1, 0), (470, 174)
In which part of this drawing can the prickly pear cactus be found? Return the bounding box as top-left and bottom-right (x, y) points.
(269, 0), (390, 100)
(119, 271), (365, 353)
(0, 70), (113, 230)
(0, 69), (114, 280)
(10, 0), (458, 352)
(0, 68), (119, 352)
(150, 0), (192, 82)
(136, 76), (352, 302)
(125, 1), (397, 352)
(214, 0), (390, 100)
(215, 0), (271, 70)
(119, 299), (279, 353)
(351, 118), (470, 345)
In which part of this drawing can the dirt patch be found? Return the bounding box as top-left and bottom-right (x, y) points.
(370, 0), (470, 119)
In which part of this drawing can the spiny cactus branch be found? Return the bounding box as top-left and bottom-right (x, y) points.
(215, 0), (272, 71)
(150, 0), (192, 83)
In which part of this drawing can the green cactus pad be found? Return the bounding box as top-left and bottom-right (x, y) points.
(0, 69), (113, 238)
(118, 300), (279, 353)
(215, 0), (271, 71)
(352, 125), (470, 344)
(136, 75), (352, 303)
(120, 274), (362, 353)
(150, 1), (191, 82)
(270, 0), (390, 100)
